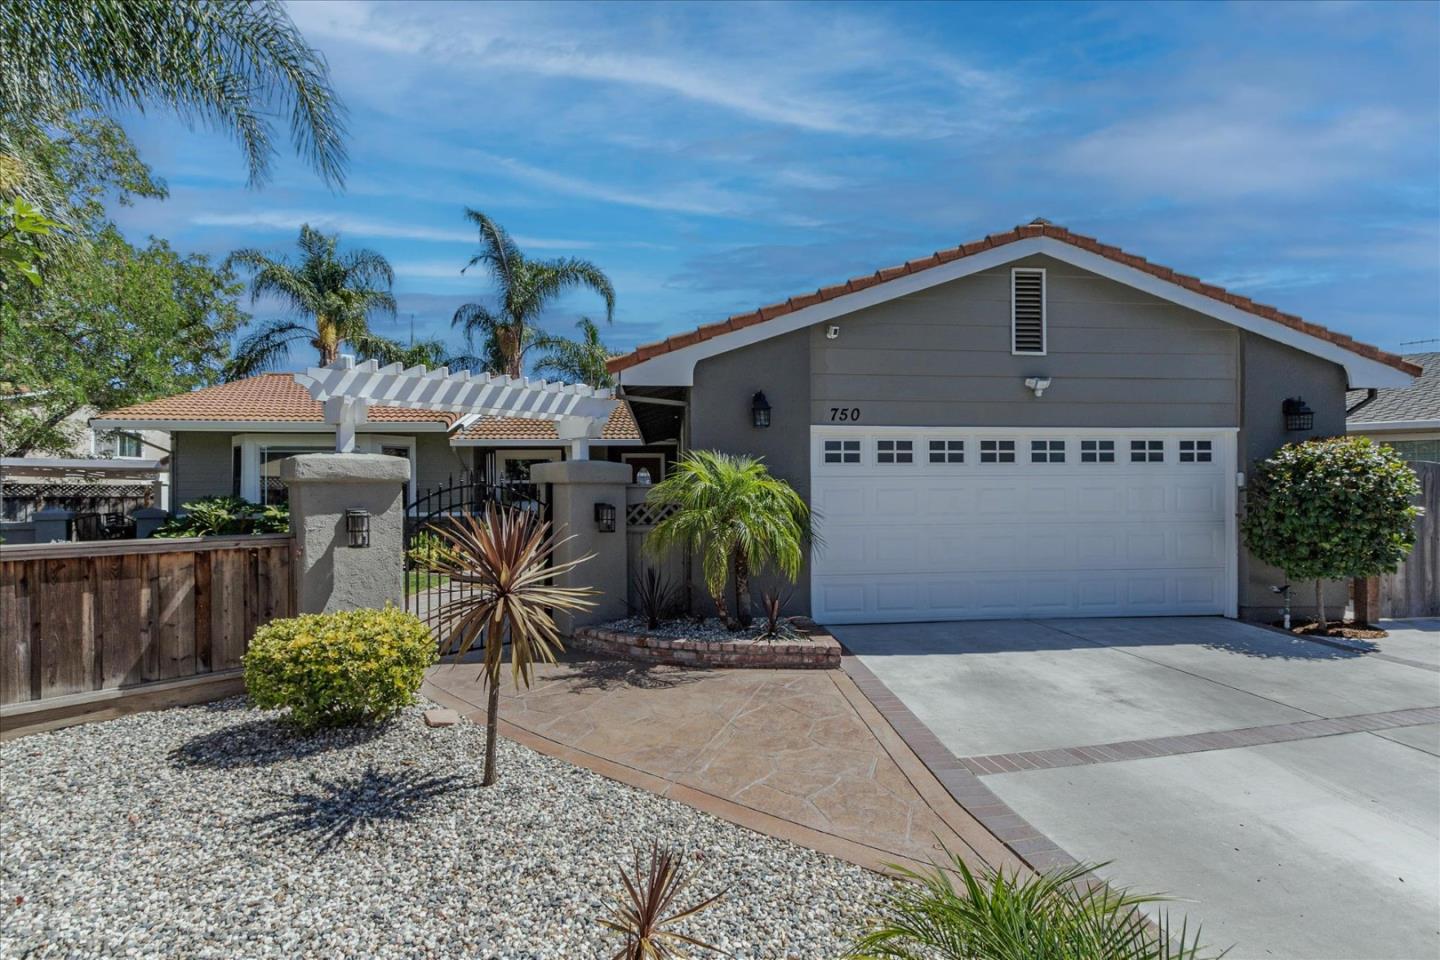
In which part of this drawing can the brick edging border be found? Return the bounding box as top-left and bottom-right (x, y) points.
(569, 618), (841, 669)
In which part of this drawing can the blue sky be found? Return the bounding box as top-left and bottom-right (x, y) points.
(111, 0), (1440, 371)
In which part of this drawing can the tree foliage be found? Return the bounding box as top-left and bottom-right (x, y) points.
(225, 225), (399, 376)
(1, 226), (244, 456)
(644, 451), (813, 630)
(453, 209), (615, 378)
(0, 0), (347, 188)
(533, 316), (616, 388)
(1242, 436), (1421, 625)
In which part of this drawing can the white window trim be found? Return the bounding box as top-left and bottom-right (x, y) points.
(232, 433), (417, 503)
(1010, 266), (1047, 356)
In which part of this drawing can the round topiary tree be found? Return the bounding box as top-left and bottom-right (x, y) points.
(1241, 436), (1421, 630)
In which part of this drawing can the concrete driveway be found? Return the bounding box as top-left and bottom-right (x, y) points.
(832, 617), (1440, 960)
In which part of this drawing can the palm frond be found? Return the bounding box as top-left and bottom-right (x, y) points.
(224, 319), (311, 379)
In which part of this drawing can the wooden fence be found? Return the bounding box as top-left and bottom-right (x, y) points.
(1377, 461), (1439, 619)
(0, 534), (293, 710)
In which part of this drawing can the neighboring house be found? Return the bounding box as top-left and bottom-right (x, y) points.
(1347, 352), (1439, 461)
(606, 220), (1418, 624)
(90, 374), (659, 508)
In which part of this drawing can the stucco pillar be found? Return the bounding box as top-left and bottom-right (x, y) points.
(280, 453), (409, 615)
(31, 507), (74, 542)
(530, 460), (630, 634)
(131, 506), (169, 539)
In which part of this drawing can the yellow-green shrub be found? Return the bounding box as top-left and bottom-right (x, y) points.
(243, 607), (437, 729)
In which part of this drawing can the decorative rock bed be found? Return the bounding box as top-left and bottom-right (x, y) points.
(572, 617), (842, 669)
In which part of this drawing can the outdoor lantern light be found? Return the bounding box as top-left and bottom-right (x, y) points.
(751, 391), (772, 429)
(1283, 397), (1315, 432)
(345, 508), (370, 548)
(594, 501), (617, 533)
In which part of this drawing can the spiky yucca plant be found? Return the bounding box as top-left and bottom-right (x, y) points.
(848, 848), (1218, 960)
(426, 504), (595, 786)
(599, 843), (726, 960)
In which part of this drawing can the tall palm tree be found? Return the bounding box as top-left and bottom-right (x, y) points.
(0, 0), (347, 188)
(224, 225), (396, 378)
(533, 316), (616, 388)
(645, 451), (813, 630)
(425, 505), (596, 786)
(348, 332), (479, 371)
(452, 209), (615, 378)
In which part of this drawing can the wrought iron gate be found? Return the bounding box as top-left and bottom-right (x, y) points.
(403, 471), (549, 644)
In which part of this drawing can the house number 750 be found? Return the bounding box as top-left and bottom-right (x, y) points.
(829, 407), (861, 421)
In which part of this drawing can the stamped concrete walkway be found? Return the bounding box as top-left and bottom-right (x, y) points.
(423, 655), (1019, 875)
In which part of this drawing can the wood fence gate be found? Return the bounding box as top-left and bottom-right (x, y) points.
(1375, 461), (1440, 618)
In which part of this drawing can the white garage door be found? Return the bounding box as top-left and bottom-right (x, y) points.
(810, 427), (1237, 624)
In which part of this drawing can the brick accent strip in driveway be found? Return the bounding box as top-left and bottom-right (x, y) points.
(960, 705), (1440, 775)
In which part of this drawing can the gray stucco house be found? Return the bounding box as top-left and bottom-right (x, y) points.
(607, 220), (1418, 623)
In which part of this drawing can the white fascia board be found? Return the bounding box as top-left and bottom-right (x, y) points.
(614, 237), (1413, 389)
(87, 418), (452, 433)
(1347, 419), (1440, 432)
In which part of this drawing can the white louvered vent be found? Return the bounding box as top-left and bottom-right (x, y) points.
(1011, 268), (1046, 354)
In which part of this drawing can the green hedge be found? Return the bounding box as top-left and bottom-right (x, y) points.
(243, 607), (437, 730)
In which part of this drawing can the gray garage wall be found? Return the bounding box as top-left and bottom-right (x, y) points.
(1237, 332), (1351, 621)
(689, 253), (1353, 624)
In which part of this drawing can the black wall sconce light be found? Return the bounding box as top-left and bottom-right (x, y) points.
(594, 501), (617, 533)
(751, 391), (771, 429)
(345, 508), (370, 548)
(1282, 397), (1315, 432)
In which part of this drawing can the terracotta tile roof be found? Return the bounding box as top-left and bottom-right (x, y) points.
(97, 374), (642, 442)
(97, 374), (457, 426)
(1347, 353), (1440, 423)
(607, 220), (1421, 378)
(454, 401), (641, 442)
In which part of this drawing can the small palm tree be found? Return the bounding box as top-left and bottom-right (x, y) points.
(533, 316), (617, 388)
(425, 504), (596, 786)
(225, 225), (396, 378)
(848, 849), (1216, 960)
(452, 209), (615, 377)
(348, 332), (478, 371)
(645, 451), (812, 630)
(599, 843), (726, 960)
(0, 0), (346, 188)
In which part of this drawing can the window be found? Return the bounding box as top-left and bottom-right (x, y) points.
(980, 440), (1016, 463)
(877, 439), (913, 464)
(1179, 440), (1212, 463)
(1011, 268), (1046, 355)
(259, 445), (325, 505)
(929, 439), (965, 463)
(823, 439), (861, 464)
(1383, 439), (1440, 462)
(1130, 440), (1164, 463)
(116, 432), (142, 458)
(1031, 439), (1065, 463)
(1081, 440), (1115, 463)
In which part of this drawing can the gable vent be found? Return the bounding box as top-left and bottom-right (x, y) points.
(1011, 268), (1046, 355)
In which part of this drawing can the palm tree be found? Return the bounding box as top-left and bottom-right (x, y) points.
(224, 225), (396, 378)
(425, 504), (596, 786)
(452, 209), (615, 378)
(349, 332), (479, 371)
(0, 0), (347, 188)
(533, 317), (616, 388)
(645, 451), (812, 630)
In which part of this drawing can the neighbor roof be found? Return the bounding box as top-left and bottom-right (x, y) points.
(93, 373), (642, 442)
(1347, 353), (1440, 424)
(607, 220), (1420, 380)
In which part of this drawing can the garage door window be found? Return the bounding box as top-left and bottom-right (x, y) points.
(980, 440), (1016, 463)
(1130, 440), (1165, 463)
(1179, 440), (1212, 463)
(929, 440), (965, 463)
(877, 439), (914, 464)
(1031, 439), (1065, 463)
(824, 439), (861, 464)
(1081, 440), (1115, 463)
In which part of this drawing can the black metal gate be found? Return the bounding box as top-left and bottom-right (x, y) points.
(403, 471), (549, 643)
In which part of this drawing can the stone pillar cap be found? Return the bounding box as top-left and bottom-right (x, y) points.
(279, 452), (410, 483)
(530, 460), (632, 484)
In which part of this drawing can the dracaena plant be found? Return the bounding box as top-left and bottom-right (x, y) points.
(425, 503), (595, 786)
(599, 842), (726, 960)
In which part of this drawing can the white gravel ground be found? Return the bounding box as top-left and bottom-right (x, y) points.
(1, 699), (892, 959)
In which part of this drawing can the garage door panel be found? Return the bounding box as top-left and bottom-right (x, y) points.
(812, 427), (1234, 624)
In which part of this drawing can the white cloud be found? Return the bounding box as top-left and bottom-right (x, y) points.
(190, 209), (603, 249)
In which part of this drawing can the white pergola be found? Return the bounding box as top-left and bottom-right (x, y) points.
(293, 356), (619, 458)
